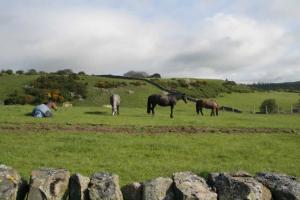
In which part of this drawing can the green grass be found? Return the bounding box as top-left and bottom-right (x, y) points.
(1, 74), (299, 113)
(0, 75), (299, 183)
(0, 131), (299, 185)
(1, 105), (300, 129)
(0, 74), (38, 100)
(217, 91), (300, 113)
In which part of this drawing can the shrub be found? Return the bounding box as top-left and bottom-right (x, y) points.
(16, 70), (24, 75)
(4, 91), (25, 105)
(78, 71), (86, 75)
(260, 99), (278, 114)
(177, 79), (189, 88)
(25, 74), (87, 103)
(95, 80), (127, 88)
(55, 69), (74, 75)
(25, 69), (38, 75)
(148, 73), (161, 78)
(129, 81), (146, 86)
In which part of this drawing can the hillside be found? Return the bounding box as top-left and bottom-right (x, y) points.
(0, 74), (299, 112)
(250, 81), (300, 92)
(0, 74), (242, 104)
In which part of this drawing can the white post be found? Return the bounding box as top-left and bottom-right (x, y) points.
(265, 105), (268, 114)
(253, 104), (256, 114)
(291, 104), (293, 114)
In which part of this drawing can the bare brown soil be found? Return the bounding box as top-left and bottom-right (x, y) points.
(0, 122), (299, 134)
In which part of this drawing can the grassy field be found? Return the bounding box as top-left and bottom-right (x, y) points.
(0, 74), (299, 183)
(217, 91), (300, 113)
(1, 105), (300, 129)
(0, 131), (299, 185)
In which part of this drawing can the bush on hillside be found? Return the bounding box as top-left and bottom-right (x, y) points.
(24, 74), (87, 103)
(95, 80), (127, 89)
(3, 91), (35, 105)
(293, 99), (300, 113)
(55, 69), (74, 75)
(25, 69), (38, 75)
(1, 69), (14, 75)
(129, 81), (146, 86)
(260, 99), (278, 114)
(78, 71), (86, 75)
(148, 73), (161, 78)
(16, 70), (24, 75)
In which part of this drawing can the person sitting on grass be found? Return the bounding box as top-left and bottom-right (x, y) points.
(32, 100), (57, 118)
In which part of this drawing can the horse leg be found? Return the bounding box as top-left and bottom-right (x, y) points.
(200, 108), (204, 116)
(117, 105), (120, 115)
(112, 107), (115, 116)
(211, 109), (214, 116)
(216, 108), (218, 116)
(152, 104), (156, 115)
(170, 105), (174, 118)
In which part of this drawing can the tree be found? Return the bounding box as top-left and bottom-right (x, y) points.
(78, 71), (86, 75)
(26, 69), (38, 75)
(5, 69), (13, 75)
(55, 69), (74, 75)
(16, 70), (24, 75)
(123, 70), (148, 78)
(148, 73), (161, 78)
(260, 99), (278, 114)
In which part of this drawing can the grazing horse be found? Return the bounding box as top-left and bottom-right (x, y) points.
(32, 100), (57, 118)
(196, 99), (219, 116)
(110, 94), (120, 116)
(147, 93), (187, 118)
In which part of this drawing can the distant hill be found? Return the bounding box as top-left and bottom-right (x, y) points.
(0, 74), (252, 106)
(0, 74), (299, 110)
(250, 81), (300, 92)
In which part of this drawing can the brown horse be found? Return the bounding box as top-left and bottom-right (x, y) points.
(147, 93), (187, 118)
(196, 99), (219, 116)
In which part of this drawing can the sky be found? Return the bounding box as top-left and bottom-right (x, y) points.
(0, 0), (299, 83)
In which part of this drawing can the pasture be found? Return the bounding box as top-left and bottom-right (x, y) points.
(0, 74), (299, 185)
(0, 104), (300, 185)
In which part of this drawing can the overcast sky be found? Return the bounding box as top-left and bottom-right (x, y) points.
(0, 0), (299, 83)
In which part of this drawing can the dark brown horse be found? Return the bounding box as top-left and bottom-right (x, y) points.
(196, 99), (219, 116)
(147, 93), (187, 118)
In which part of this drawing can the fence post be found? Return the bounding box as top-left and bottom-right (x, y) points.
(291, 104), (293, 114)
(253, 104), (256, 114)
(265, 105), (268, 114)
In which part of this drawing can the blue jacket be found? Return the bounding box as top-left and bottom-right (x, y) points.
(32, 104), (51, 118)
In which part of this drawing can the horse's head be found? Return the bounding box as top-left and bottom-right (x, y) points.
(181, 93), (188, 104)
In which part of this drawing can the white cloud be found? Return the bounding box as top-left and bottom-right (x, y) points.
(165, 13), (298, 83)
(0, 3), (299, 83)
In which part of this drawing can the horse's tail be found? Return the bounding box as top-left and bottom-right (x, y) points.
(215, 103), (219, 116)
(147, 96), (151, 114)
(195, 101), (199, 114)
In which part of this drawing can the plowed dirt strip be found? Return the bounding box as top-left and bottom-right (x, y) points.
(0, 122), (299, 134)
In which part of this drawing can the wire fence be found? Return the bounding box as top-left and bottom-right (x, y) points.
(221, 104), (300, 114)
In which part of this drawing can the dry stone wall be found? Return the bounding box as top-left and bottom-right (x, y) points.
(0, 164), (299, 200)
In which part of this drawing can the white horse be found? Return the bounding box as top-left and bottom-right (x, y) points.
(110, 94), (120, 116)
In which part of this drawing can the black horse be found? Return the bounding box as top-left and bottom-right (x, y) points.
(147, 93), (187, 118)
(196, 99), (219, 116)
